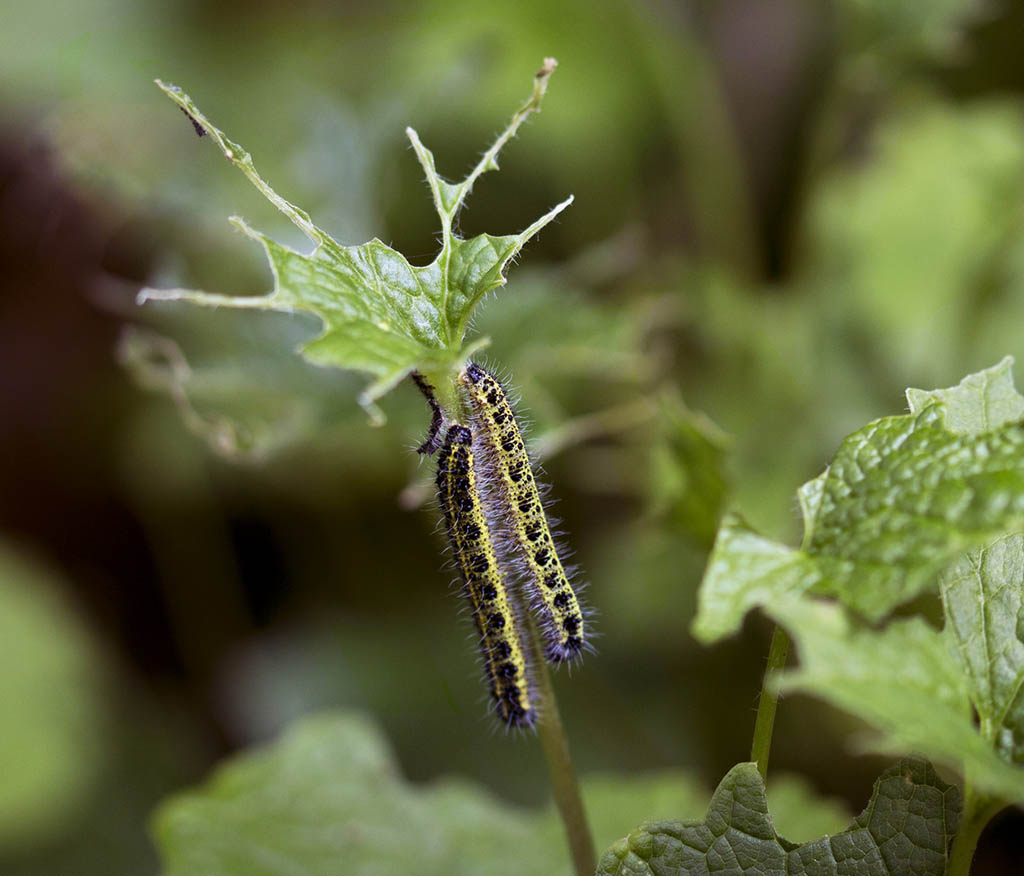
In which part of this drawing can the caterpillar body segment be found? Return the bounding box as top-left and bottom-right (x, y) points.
(458, 363), (587, 663)
(435, 424), (537, 728)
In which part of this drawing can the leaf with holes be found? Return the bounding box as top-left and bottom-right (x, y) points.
(597, 758), (959, 876)
(139, 61), (572, 423)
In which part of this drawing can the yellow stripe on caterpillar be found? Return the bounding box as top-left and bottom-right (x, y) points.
(435, 423), (537, 728)
(458, 363), (587, 663)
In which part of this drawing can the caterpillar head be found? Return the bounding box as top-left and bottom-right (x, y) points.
(462, 362), (487, 385)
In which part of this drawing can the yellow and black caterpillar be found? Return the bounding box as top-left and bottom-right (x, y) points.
(435, 423), (537, 728)
(459, 363), (587, 663)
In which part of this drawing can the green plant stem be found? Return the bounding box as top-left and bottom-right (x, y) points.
(750, 624), (790, 779)
(524, 616), (595, 876)
(948, 780), (1004, 876)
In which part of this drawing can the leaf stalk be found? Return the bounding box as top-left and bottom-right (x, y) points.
(523, 613), (596, 876)
(947, 781), (1003, 876)
(750, 623), (790, 779)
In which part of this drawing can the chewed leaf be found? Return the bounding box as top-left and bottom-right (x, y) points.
(906, 355), (1024, 436)
(117, 323), (337, 460)
(597, 758), (959, 876)
(138, 63), (572, 423)
(695, 360), (1024, 640)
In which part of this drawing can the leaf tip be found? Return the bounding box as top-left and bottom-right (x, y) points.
(689, 616), (718, 646)
(227, 214), (262, 241)
(358, 396), (387, 428)
(136, 286), (161, 306)
(533, 56), (559, 103)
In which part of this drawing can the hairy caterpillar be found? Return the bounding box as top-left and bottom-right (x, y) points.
(458, 363), (587, 663)
(435, 423), (537, 728)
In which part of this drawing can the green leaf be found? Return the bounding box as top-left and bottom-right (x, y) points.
(774, 597), (1024, 807)
(807, 100), (1024, 384)
(648, 394), (731, 549)
(906, 356), (1024, 436)
(693, 513), (820, 642)
(154, 711), (708, 876)
(941, 532), (1024, 765)
(802, 403), (1024, 617)
(695, 360), (1024, 640)
(138, 63), (572, 423)
(597, 758), (959, 876)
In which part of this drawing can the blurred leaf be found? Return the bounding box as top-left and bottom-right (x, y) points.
(836, 0), (981, 61)
(594, 525), (707, 647)
(695, 360), (1024, 640)
(597, 758), (958, 876)
(648, 393), (731, 549)
(139, 66), (572, 423)
(392, 0), (678, 247)
(764, 774), (850, 844)
(118, 323), (340, 459)
(0, 543), (106, 849)
(155, 712), (551, 876)
(154, 711), (717, 876)
(808, 99), (1024, 383)
(774, 597), (1024, 807)
(941, 533), (1024, 765)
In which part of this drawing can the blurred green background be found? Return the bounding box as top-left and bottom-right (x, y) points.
(3, 0), (1024, 873)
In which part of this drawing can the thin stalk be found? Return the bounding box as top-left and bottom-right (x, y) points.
(948, 781), (1003, 876)
(524, 615), (595, 876)
(750, 624), (791, 779)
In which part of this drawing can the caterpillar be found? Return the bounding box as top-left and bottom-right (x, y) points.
(435, 423), (537, 728)
(458, 362), (587, 663)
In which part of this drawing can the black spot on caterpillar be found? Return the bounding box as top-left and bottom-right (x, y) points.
(458, 363), (588, 663)
(435, 423), (536, 728)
